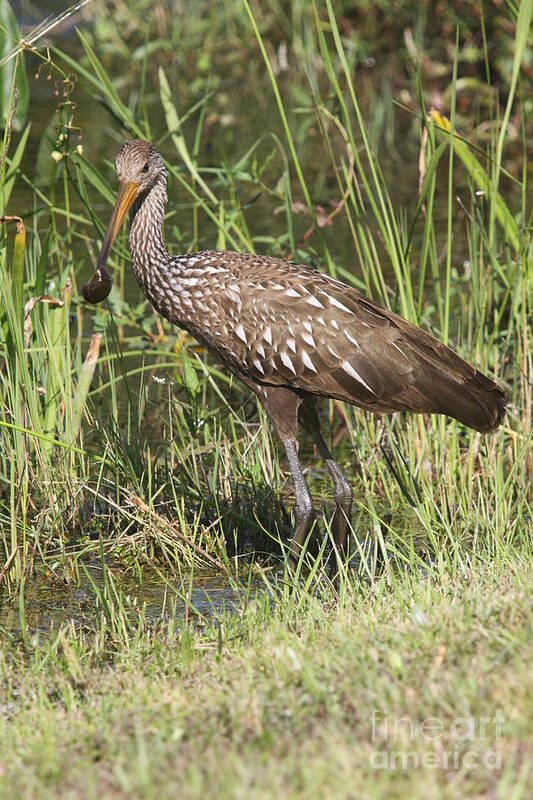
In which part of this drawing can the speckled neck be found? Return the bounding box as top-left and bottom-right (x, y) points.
(127, 175), (203, 327)
(129, 175), (169, 289)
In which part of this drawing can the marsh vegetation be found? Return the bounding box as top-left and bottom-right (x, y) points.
(0, 0), (532, 796)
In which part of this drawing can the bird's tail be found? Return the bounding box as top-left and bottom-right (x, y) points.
(413, 364), (506, 433)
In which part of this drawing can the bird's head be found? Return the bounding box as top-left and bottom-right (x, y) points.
(82, 140), (165, 303)
(115, 139), (166, 193)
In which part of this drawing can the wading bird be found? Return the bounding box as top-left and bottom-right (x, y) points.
(82, 140), (506, 565)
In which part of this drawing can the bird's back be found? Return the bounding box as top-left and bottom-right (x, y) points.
(163, 250), (506, 433)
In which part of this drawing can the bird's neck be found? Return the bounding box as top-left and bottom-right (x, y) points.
(129, 175), (180, 320)
(128, 176), (205, 329)
(129, 175), (169, 281)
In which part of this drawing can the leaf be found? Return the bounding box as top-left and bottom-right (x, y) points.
(413, 139), (448, 223)
(0, 214), (25, 347)
(23, 293), (65, 348)
(35, 226), (52, 297)
(179, 346), (200, 396)
(71, 152), (116, 205)
(70, 332), (102, 443)
(56, 32), (144, 138)
(158, 66), (218, 205)
(0, 0), (28, 130)
(216, 204), (226, 250)
(0, 121), (30, 213)
(406, 138), (447, 249)
(131, 39), (173, 61)
(430, 110), (520, 252)
(11, 215), (25, 332)
(34, 113), (58, 187)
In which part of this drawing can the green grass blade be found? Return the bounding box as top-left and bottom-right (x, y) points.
(489, 0), (533, 248)
(431, 110), (520, 252)
(0, 122), (30, 212)
(158, 67), (218, 206)
(69, 332), (102, 444)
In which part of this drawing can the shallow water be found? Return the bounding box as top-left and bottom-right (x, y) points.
(0, 567), (251, 642)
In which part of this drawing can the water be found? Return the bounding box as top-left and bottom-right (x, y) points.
(0, 566), (252, 642)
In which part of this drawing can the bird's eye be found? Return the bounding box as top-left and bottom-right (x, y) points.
(141, 162), (149, 173)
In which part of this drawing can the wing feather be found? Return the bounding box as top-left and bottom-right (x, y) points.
(207, 252), (506, 432)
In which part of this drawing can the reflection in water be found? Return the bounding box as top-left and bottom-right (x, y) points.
(0, 567), (259, 641)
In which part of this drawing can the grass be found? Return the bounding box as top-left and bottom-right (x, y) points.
(0, 0), (528, 583)
(0, 0), (532, 795)
(2, 556), (533, 798)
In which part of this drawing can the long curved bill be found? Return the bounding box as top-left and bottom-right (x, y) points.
(81, 180), (140, 304)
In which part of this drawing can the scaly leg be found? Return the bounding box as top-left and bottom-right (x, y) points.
(241, 380), (315, 564)
(282, 437), (315, 564)
(300, 400), (353, 559)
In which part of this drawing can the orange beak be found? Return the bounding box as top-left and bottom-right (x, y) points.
(82, 180), (140, 304)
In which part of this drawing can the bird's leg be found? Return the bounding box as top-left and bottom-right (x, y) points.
(300, 400), (353, 560)
(242, 380), (315, 566)
(281, 437), (315, 565)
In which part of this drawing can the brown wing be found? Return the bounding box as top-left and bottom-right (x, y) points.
(190, 252), (506, 433)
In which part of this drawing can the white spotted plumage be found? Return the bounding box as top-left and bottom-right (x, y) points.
(121, 141), (503, 426)
(89, 130), (504, 582)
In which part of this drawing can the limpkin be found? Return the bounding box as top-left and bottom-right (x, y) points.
(82, 140), (506, 565)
